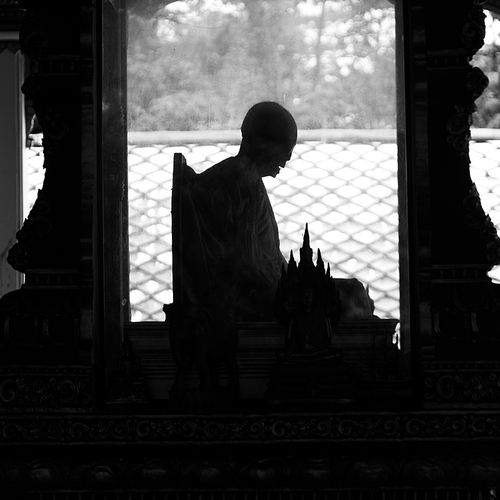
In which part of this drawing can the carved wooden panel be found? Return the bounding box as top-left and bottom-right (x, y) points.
(0, 452), (498, 491)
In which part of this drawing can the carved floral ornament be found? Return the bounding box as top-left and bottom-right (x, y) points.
(424, 363), (500, 404)
(446, 104), (475, 160)
(463, 184), (500, 265)
(0, 454), (498, 490)
(0, 370), (92, 409)
(0, 412), (499, 444)
(467, 66), (490, 98)
(462, 0), (487, 56)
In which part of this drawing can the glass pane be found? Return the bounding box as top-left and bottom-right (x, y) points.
(126, 0), (398, 324)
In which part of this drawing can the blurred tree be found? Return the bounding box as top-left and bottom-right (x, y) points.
(472, 11), (500, 129)
(127, 0), (396, 131)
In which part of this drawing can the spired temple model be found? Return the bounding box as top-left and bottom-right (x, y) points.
(274, 224), (342, 357)
(268, 224), (406, 403)
(268, 225), (354, 403)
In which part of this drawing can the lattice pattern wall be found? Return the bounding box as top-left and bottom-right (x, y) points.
(127, 138), (399, 322)
(25, 136), (500, 322)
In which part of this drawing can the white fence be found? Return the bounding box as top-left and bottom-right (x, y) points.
(26, 129), (500, 322)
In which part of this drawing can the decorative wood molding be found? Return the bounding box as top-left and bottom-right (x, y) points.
(0, 411), (499, 445)
(0, 453), (498, 491)
(462, 0), (487, 56)
(0, 366), (92, 411)
(446, 103), (475, 161)
(424, 361), (500, 406)
(0, 0), (24, 32)
(0, 40), (19, 52)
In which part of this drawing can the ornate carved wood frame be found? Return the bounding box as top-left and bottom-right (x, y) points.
(97, 0), (418, 407)
(0, 0), (499, 414)
(97, 0), (500, 409)
(1, 0), (500, 494)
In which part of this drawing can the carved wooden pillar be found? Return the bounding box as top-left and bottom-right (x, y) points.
(0, 0), (93, 409)
(414, 0), (500, 406)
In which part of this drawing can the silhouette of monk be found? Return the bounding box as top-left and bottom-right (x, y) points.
(180, 101), (297, 321)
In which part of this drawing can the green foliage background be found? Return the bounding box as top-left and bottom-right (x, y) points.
(127, 0), (397, 131)
(473, 11), (500, 129)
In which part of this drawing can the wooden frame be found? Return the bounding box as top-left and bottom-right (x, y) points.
(108, 0), (414, 406)
(98, 0), (500, 409)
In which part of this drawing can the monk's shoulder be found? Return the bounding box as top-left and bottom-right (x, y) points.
(199, 157), (244, 188)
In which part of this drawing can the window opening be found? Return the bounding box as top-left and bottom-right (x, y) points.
(126, 0), (401, 327)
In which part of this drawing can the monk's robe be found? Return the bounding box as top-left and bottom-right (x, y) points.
(178, 157), (285, 321)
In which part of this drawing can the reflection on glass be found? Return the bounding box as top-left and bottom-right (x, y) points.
(127, 0), (397, 322)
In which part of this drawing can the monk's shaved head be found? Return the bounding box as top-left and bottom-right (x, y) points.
(241, 102), (297, 152)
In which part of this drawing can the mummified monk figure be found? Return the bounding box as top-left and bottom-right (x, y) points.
(179, 101), (297, 321)
(168, 102), (297, 404)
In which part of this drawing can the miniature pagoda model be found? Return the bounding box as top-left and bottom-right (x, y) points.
(268, 225), (354, 403)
